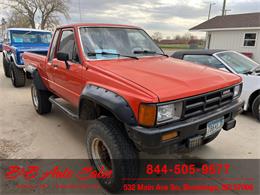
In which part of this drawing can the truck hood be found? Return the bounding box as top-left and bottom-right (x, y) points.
(95, 57), (241, 102)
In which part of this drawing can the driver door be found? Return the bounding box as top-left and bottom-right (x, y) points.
(51, 28), (84, 106)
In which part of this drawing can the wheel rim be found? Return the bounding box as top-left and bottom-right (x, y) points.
(32, 85), (39, 109)
(258, 104), (260, 116)
(91, 138), (112, 172)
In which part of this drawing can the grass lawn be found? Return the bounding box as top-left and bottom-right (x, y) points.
(159, 44), (204, 50)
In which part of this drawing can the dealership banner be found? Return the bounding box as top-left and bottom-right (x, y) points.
(0, 159), (259, 194)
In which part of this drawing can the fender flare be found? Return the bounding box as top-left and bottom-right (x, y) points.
(79, 84), (138, 126)
(32, 69), (48, 91)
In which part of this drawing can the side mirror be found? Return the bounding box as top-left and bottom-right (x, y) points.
(57, 52), (70, 69)
(57, 52), (69, 61)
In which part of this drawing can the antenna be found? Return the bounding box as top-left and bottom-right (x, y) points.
(79, 0), (82, 22)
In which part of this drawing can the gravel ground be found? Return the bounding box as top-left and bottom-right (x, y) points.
(0, 53), (259, 159)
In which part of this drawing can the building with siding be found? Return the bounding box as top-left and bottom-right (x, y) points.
(190, 12), (260, 63)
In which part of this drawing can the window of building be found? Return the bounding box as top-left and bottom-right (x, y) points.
(243, 33), (257, 47)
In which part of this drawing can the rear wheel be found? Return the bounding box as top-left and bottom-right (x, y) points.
(10, 62), (26, 87)
(252, 95), (260, 121)
(31, 83), (52, 114)
(86, 117), (139, 193)
(3, 55), (11, 78)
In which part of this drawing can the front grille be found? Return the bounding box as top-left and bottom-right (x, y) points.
(182, 87), (234, 118)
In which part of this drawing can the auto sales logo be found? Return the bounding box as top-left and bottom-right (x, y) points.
(0, 159), (259, 194)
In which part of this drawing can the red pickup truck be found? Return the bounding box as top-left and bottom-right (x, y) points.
(23, 23), (243, 192)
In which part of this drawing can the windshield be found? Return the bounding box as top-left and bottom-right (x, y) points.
(216, 51), (259, 74)
(79, 27), (163, 59)
(11, 31), (52, 44)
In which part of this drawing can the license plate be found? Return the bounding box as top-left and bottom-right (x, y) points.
(205, 117), (224, 138)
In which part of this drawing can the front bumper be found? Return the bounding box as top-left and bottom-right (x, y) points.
(126, 99), (244, 154)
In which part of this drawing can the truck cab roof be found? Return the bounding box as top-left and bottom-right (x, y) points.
(57, 23), (141, 29)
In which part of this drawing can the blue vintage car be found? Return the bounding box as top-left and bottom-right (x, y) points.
(2, 28), (52, 87)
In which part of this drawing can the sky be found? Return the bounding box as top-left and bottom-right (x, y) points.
(1, 0), (260, 38)
(64, 0), (260, 38)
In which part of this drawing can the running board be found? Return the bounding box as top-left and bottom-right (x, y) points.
(49, 96), (79, 120)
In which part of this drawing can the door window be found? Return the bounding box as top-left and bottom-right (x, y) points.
(58, 30), (79, 63)
(48, 29), (60, 62)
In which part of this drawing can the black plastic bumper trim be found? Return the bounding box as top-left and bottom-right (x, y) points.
(126, 99), (244, 153)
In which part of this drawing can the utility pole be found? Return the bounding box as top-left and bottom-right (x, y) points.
(224, 9), (231, 15)
(222, 0), (226, 16)
(208, 2), (216, 20)
(79, 0), (82, 22)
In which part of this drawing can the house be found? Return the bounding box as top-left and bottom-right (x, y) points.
(190, 12), (260, 63)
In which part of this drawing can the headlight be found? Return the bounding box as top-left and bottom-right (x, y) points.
(233, 84), (242, 98)
(157, 102), (183, 124)
(138, 102), (183, 127)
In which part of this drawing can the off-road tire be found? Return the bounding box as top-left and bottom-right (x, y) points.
(202, 131), (220, 145)
(252, 95), (260, 121)
(10, 62), (26, 87)
(3, 55), (11, 78)
(86, 117), (139, 193)
(31, 83), (52, 114)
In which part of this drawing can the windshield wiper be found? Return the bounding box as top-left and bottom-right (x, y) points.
(249, 65), (260, 73)
(87, 51), (139, 60)
(133, 50), (169, 57)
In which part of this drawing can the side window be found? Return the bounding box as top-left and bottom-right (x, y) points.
(58, 30), (79, 63)
(183, 55), (225, 69)
(243, 33), (256, 47)
(48, 30), (60, 62)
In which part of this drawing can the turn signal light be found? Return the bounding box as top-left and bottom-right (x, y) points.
(138, 104), (156, 127)
(161, 131), (178, 141)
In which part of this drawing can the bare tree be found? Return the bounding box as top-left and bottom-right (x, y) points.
(174, 34), (181, 40)
(151, 32), (163, 42)
(6, 10), (31, 28)
(37, 0), (69, 29)
(0, 0), (69, 29)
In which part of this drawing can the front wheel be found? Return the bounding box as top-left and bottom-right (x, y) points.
(86, 117), (139, 193)
(252, 95), (260, 121)
(10, 62), (26, 87)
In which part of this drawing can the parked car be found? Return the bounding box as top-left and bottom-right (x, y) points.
(23, 24), (243, 193)
(172, 49), (260, 121)
(2, 28), (52, 87)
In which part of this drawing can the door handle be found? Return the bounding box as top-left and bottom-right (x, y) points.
(53, 64), (59, 68)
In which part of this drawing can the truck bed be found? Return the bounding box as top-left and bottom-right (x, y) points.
(23, 52), (47, 72)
